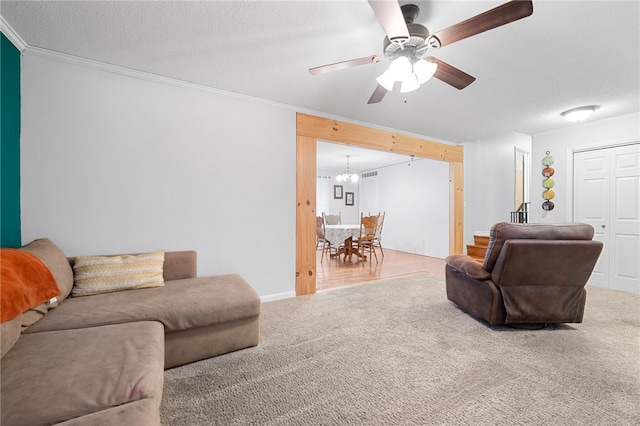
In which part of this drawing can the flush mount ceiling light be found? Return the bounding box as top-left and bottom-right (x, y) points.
(561, 105), (600, 122)
(336, 155), (359, 182)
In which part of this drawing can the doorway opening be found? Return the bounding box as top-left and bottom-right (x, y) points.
(316, 141), (449, 290)
(296, 113), (464, 296)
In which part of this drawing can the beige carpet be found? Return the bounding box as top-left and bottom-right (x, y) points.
(161, 273), (640, 425)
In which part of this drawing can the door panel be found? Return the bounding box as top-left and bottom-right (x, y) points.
(610, 145), (640, 293)
(574, 150), (609, 288)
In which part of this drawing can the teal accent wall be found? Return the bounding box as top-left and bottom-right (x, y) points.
(1, 33), (22, 247)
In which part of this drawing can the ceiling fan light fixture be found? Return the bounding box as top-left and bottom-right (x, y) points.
(561, 105), (599, 122)
(400, 73), (420, 93)
(388, 56), (412, 80)
(376, 68), (396, 91)
(413, 59), (438, 84)
(311, 0), (535, 104)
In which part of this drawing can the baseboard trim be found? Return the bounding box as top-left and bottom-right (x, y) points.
(260, 291), (296, 303)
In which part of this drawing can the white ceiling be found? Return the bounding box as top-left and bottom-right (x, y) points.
(317, 140), (416, 172)
(2, 1), (639, 159)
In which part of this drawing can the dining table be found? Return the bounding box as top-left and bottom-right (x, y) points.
(324, 224), (366, 261)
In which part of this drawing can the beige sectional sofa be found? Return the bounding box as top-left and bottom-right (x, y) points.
(1, 238), (261, 425)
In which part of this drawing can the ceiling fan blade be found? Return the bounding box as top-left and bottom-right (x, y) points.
(431, 0), (533, 48)
(367, 84), (388, 104)
(368, 0), (410, 43)
(309, 55), (383, 75)
(426, 57), (476, 90)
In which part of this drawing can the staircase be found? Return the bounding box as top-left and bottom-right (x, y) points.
(467, 204), (530, 262)
(467, 233), (489, 263)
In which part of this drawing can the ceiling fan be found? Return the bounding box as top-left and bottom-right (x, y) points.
(309, 0), (534, 104)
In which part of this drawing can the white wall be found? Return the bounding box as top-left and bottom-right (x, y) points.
(360, 158), (450, 259)
(20, 52), (296, 299)
(462, 132), (532, 246)
(461, 116), (640, 245)
(530, 113), (640, 223)
(24, 47), (570, 295)
(316, 167), (359, 224)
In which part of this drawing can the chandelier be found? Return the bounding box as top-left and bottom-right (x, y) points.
(336, 155), (359, 182)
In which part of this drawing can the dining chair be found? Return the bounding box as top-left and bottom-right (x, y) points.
(316, 216), (324, 250)
(373, 212), (385, 258)
(323, 212), (341, 225)
(354, 212), (379, 263)
(316, 216), (333, 263)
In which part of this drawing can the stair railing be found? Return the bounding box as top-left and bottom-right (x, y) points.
(510, 202), (530, 224)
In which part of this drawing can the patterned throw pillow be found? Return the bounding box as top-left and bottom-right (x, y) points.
(72, 251), (165, 297)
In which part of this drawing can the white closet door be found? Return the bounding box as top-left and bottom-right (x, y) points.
(574, 144), (640, 293)
(574, 150), (610, 288)
(609, 144), (640, 293)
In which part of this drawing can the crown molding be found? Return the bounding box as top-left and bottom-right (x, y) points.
(23, 44), (300, 112)
(21, 43), (452, 146)
(0, 15), (27, 51)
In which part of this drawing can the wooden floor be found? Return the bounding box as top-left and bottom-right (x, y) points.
(316, 247), (446, 291)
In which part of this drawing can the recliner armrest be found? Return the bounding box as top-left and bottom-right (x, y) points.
(445, 255), (491, 280)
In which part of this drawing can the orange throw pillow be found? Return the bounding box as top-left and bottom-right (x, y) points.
(1, 248), (61, 323)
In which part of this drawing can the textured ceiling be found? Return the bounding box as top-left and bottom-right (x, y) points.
(2, 0), (639, 151)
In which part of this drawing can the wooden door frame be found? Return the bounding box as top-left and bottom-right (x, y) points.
(296, 112), (464, 296)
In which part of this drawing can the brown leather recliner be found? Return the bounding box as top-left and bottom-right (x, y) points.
(445, 222), (603, 325)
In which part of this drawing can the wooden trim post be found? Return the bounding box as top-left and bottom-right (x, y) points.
(296, 135), (317, 295)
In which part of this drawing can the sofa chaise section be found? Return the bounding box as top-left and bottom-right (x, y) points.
(22, 248), (261, 368)
(24, 272), (261, 368)
(1, 320), (164, 426)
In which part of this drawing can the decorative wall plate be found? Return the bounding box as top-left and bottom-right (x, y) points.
(542, 178), (555, 189)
